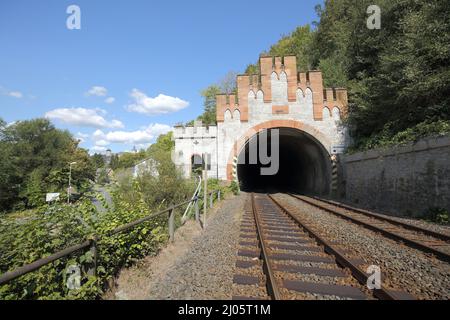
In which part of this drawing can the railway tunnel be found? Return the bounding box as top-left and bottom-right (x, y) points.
(237, 127), (331, 195)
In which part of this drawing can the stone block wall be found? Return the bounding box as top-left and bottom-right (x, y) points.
(341, 135), (450, 217)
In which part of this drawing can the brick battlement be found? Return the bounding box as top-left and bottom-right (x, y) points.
(216, 55), (348, 122)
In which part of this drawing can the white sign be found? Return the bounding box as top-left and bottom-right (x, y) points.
(46, 193), (60, 202)
(331, 145), (345, 155)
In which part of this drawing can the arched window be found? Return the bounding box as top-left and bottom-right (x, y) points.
(305, 88), (313, 103)
(233, 109), (241, 121)
(256, 90), (264, 101)
(322, 107), (331, 119)
(296, 88), (304, 103)
(224, 109), (232, 121)
(332, 107), (341, 120)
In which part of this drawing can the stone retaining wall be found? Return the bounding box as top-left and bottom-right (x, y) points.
(340, 135), (450, 217)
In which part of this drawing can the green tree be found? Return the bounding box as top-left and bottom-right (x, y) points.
(147, 131), (174, 156)
(0, 118), (95, 211)
(198, 85), (221, 125)
(91, 153), (105, 169)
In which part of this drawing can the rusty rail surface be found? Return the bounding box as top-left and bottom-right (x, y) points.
(250, 193), (282, 300)
(0, 190), (221, 286)
(289, 194), (450, 264)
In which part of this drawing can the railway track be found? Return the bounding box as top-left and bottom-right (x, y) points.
(232, 193), (414, 300)
(288, 194), (450, 263)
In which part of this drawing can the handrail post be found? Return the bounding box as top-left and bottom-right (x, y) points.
(168, 207), (175, 243)
(87, 236), (98, 277)
(203, 156), (207, 229)
(195, 198), (199, 223)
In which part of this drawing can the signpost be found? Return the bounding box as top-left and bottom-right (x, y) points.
(203, 154), (208, 229)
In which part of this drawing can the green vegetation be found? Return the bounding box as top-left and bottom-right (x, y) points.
(0, 194), (172, 299)
(0, 118), (95, 212)
(423, 207), (450, 225)
(0, 129), (196, 299)
(188, 72), (237, 126)
(110, 150), (147, 170)
(348, 120), (450, 153)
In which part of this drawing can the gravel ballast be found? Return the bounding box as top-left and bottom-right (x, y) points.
(114, 195), (245, 300)
(275, 193), (450, 300)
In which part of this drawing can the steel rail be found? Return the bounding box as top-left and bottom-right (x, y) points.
(268, 194), (413, 300)
(250, 193), (282, 300)
(289, 194), (450, 264)
(311, 195), (450, 242)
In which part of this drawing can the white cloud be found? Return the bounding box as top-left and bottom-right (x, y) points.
(92, 129), (105, 140)
(77, 132), (89, 139)
(104, 97), (115, 104)
(86, 86), (108, 97)
(75, 132), (89, 144)
(91, 123), (172, 145)
(0, 86), (23, 99)
(95, 139), (110, 147)
(45, 108), (124, 129)
(9, 91), (23, 98)
(126, 89), (189, 115)
(90, 146), (107, 153)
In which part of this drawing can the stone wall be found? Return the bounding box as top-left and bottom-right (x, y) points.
(341, 135), (450, 217)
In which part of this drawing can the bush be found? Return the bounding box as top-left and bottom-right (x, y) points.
(424, 207), (449, 225)
(230, 181), (240, 195)
(349, 120), (450, 153)
(0, 194), (171, 300)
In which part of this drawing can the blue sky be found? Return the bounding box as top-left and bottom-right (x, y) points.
(0, 0), (322, 153)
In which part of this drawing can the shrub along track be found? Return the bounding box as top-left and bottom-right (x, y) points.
(232, 193), (414, 300)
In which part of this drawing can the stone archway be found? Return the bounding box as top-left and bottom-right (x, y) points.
(226, 119), (332, 182)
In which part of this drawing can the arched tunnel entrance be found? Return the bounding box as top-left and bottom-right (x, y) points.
(237, 128), (331, 195)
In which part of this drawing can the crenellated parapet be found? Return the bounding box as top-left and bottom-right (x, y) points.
(173, 125), (217, 139)
(216, 55), (348, 122)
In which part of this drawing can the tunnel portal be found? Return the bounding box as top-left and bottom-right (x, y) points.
(237, 128), (331, 195)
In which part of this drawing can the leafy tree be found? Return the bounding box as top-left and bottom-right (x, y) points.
(147, 131), (174, 155)
(188, 72), (238, 126)
(91, 153), (105, 169)
(268, 25), (314, 71)
(197, 85), (221, 125)
(0, 118), (95, 211)
(109, 154), (120, 170)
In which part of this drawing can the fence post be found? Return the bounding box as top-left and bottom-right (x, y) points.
(195, 198), (199, 223)
(168, 207), (175, 243)
(87, 236), (97, 277)
(218, 190), (221, 202)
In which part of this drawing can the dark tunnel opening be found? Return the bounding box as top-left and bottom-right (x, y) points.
(237, 128), (331, 195)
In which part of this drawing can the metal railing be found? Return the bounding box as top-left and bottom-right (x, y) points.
(0, 189), (222, 286)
